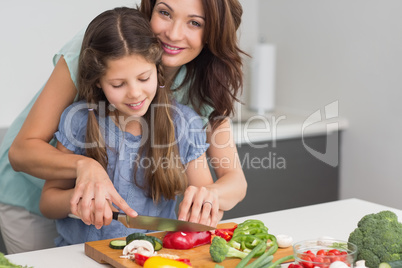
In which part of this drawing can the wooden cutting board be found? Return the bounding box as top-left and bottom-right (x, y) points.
(85, 222), (294, 268)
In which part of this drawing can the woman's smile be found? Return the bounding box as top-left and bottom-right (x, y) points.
(162, 42), (184, 55)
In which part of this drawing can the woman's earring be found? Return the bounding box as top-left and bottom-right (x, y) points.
(159, 85), (165, 88)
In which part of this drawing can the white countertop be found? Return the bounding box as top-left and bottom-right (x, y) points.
(230, 107), (348, 145)
(5, 198), (400, 268)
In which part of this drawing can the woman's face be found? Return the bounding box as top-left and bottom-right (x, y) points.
(150, 0), (205, 75)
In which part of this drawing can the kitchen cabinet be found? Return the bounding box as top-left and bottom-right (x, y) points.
(217, 108), (346, 220)
(221, 132), (340, 220)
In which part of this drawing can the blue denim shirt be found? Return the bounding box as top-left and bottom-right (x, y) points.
(53, 100), (209, 246)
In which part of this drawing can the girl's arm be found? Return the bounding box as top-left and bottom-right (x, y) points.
(40, 177), (75, 219)
(178, 118), (247, 226)
(40, 141), (78, 219)
(8, 57), (136, 221)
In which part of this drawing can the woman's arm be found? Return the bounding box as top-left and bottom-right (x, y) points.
(204, 118), (247, 211)
(178, 118), (247, 226)
(39, 141), (116, 229)
(9, 57), (83, 179)
(8, 57), (136, 220)
(178, 152), (221, 227)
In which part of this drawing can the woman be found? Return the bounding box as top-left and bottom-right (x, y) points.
(1, 0), (247, 254)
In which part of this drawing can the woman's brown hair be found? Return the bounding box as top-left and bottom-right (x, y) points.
(140, 0), (247, 128)
(77, 7), (186, 202)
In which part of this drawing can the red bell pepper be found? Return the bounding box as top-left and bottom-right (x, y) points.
(134, 253), (149, 266)
(174, 258), (192, 266)
(162, 231), (211, 249)
(214, 225), (237, 241)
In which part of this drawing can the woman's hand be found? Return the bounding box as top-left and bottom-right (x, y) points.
(177, 185), (222, 227)
(70, 158), (137, 228)
(74, 198), (119, 229)
(177, 118), (248, 228)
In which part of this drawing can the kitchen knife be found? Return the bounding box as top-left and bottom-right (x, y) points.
(68, 212), (215, 232)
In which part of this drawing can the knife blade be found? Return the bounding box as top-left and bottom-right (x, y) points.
(68, 212), (215, 232)
(112, 212), (215, 232)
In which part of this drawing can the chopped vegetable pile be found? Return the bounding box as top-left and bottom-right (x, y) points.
(109, 219), (293, 267)
(348, 210), (402, 268)
(210, 219), (293, 268)
(214, 226), (237, 242)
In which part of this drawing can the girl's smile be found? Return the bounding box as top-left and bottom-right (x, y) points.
(97, 54), (158, 124)
(126, 99), (146, 110)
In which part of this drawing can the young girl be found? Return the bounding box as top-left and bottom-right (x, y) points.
(39, 7), (212, 246)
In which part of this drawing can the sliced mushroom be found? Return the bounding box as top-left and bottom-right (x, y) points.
(276, 234), (293, 248)
(122, 240), (154, 257)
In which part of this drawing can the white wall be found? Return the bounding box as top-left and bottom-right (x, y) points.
(259, 0), (402, 209)
(0, 0), (139, 128)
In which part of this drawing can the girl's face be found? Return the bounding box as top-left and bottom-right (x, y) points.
(98, 54), (158, 123)
(150, 0), (205, 76)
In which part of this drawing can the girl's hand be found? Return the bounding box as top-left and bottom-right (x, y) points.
(177, 185), (221, 227)
(70, 158), (137, 227)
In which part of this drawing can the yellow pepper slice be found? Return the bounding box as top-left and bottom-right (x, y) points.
(143, 256), (192, 268)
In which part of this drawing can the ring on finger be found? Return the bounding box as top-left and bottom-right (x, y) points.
(202, 201), (213, 207)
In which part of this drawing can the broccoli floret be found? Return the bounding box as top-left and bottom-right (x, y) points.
(377, 210), (398, 222)
(348, 210), (402, 268)
(209, 236), (249, 263)
(359, 249), (381, 268)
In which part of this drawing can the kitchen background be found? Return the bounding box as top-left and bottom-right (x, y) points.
(1, 0), (402, 251)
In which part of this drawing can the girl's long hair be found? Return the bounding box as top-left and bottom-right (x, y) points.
(77, 7), (186, 202)
(140, 0), (248, 129)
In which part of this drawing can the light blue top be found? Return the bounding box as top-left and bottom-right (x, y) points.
(0, 29), (212, 216)
(53, 100), (208, 246)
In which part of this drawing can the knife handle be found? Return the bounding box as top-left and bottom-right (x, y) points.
(69, 212), (120, 221)
(112, 211), (120, 221)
